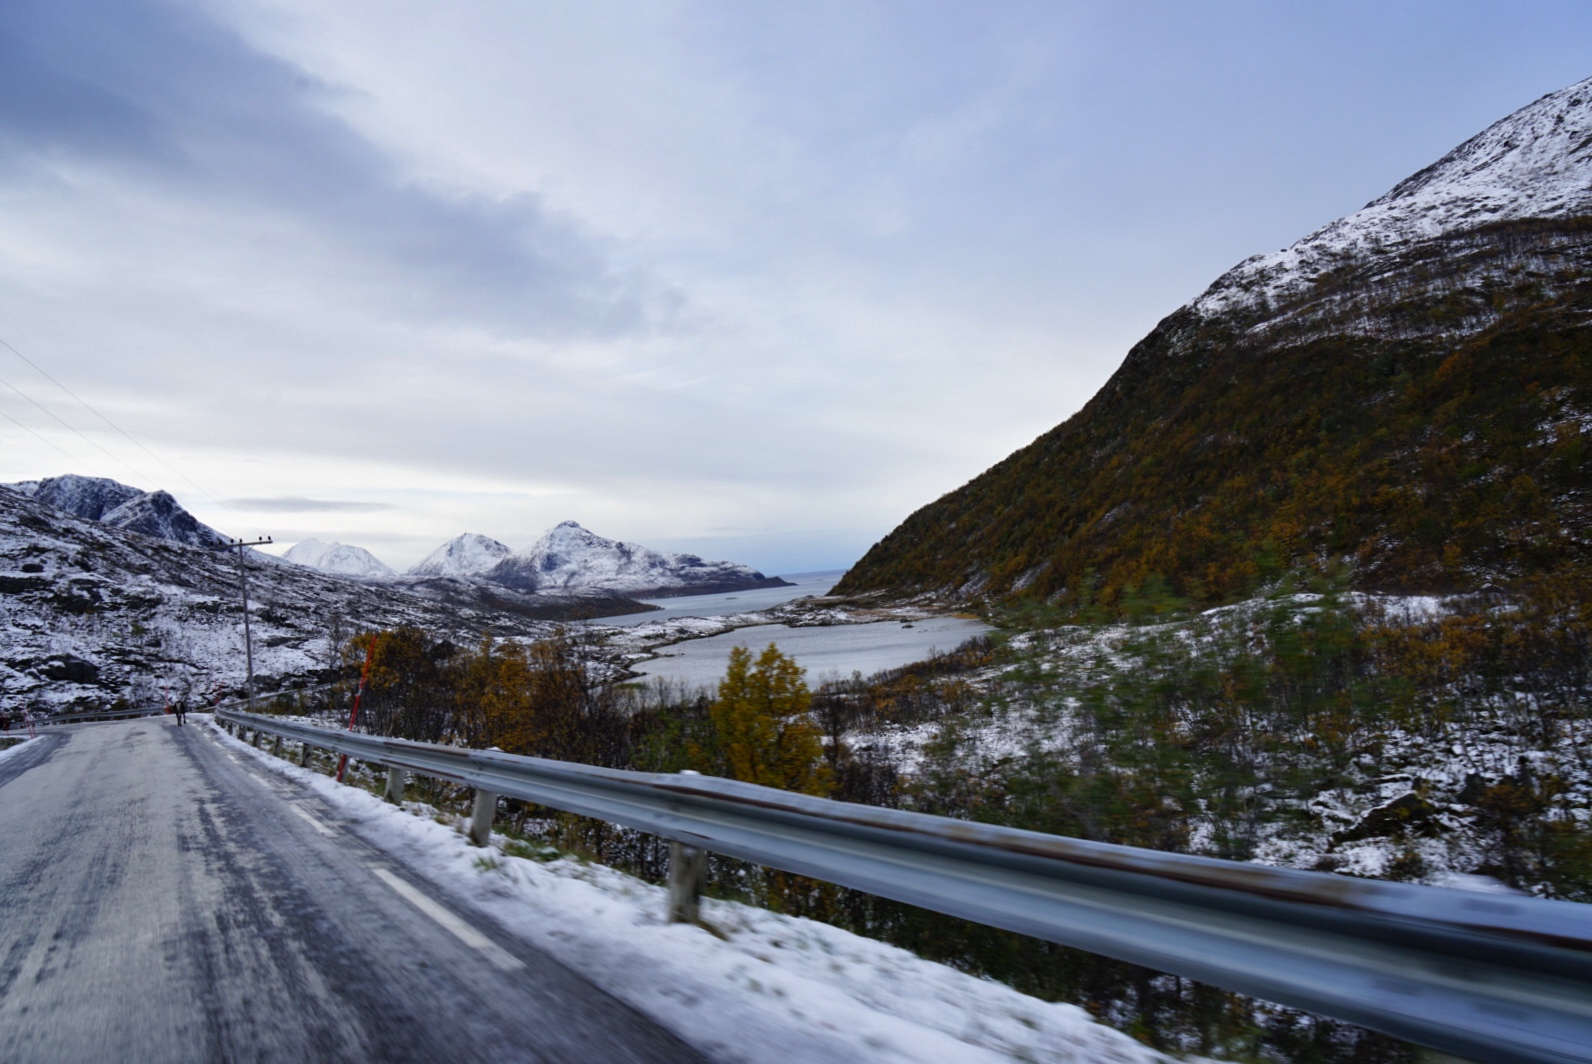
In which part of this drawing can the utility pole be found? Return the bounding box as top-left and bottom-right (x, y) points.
(222, 537), (273, 709)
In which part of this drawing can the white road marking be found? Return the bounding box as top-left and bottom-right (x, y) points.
(290, 805), (335, 837)
(373, 868), (526, 972)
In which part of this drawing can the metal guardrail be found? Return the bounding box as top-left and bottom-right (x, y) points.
(217, 709), (1592, 1064)
(43, 706), (167, 724)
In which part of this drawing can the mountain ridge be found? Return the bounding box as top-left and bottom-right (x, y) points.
(284, 538), (397, 581)
(11, 474), (231, 549)
(835, 76), (1592, 607)
(485, 520), (793, 598)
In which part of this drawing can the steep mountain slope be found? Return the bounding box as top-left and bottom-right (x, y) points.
(0, 485), (556, 713)
(101, 490), (230, 549)
(25, 475), (142, 519)
(407, 533), (512, 578)
(837, 77), (1592, 606)
(284, 538), (397, 581)
(487, 521), (792, 598)
(9, 474), (230, 549)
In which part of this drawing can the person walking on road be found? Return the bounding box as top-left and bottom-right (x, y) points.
(172, 701), (187, 727)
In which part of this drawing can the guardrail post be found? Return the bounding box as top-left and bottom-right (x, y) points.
(272, 734), (283, 757)
(298, 742), (312, 767)
(468, 789), (496, 847)
(667, 841), (706, 924)
(384, 766), (407, 805)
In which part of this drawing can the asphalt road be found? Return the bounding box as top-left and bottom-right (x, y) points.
(0, 719), (711, 1063)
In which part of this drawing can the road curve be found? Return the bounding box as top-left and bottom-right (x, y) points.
(0, 718), (710, 1063)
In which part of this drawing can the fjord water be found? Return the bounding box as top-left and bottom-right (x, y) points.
(597, 570), (847, 625)
(627, 614), (991, 690)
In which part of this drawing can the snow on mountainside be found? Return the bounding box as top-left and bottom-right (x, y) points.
(0, 485), (554, 712)
(407, 533), (512, 578)
(1195, 76), (1592, 320)
(27, 475), (142, 519)
(101, 490), (230, 549)
(487, 521), (791, 598)
(836, 74), (1592, 604)
(284, 538), (396, 581)
(8, 474), (230, 549)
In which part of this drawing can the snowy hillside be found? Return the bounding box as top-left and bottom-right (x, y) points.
(7, 474), (229, 549)
(407, 533), (512, 578)
(837, 74), (1592, 604)
(0, 485), (554, 713)
(1195, 76), (1592, 320)
(487, 521), (791, 598)
(101, 490), (230, 549)
(284, 538), (397, 581)
(25, 475), (141, 519)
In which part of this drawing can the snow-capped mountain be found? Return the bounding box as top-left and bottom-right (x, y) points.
(9, 474), (230, 549)
(837, 75), (1592, 603)
(407, 533), (512, 578)
(1194, 76), (1592, 327)
(487, 521), (792, 598)
(101, 490), (230, 549)
(0, 484), (556, 713)
(25, 474), (142, 519)
(284, 538), (396, 581)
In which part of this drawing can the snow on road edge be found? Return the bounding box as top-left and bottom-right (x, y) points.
(206, 719), (1178, 1064)
(0, 735), (39, 765)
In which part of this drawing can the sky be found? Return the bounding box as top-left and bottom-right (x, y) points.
(0, 1), (1588, 575)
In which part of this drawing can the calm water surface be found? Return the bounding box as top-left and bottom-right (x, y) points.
(596, 570), (846, 625)
(627, 615), (991, 691)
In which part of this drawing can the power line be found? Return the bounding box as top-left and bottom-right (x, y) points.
(0, 336), (267, 538)
(0, 405), (95, 470)
(0, 337), (245, 520)
(0, 372), (157, 486)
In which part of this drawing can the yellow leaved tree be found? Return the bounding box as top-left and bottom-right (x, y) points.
(710, 643), (831, 796)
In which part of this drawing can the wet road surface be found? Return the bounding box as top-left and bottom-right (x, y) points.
(0, 719), (710, 1063)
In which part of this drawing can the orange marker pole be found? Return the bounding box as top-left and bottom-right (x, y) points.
(335, 637), (377, 783)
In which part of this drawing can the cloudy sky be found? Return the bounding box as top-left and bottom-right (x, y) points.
(0, 1), (1587, 574)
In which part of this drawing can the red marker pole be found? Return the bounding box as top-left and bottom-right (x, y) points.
(335, 637), (378, 783)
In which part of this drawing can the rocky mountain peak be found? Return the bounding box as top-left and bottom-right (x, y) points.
(486, 521), (789, 598)
(9, 474), (229, 549)
(836, 75), (1592, 607)
(28, 474), (144, 521)
(406, 533), (512, 578)
(1194, 76), (1592, 324)
(101, 490), (229, 549)
(283, 538), (396, 581)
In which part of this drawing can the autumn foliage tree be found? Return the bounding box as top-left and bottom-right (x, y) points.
(709, 643), (831, 796)
(345, 626), (628, 766)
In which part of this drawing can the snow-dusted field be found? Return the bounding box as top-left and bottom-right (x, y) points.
(206, 718), (1173, 1064)
(627, 615), (991, 690)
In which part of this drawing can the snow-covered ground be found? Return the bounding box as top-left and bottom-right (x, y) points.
(206, 718), (1176, 1064)
(0, 734), (39, 764)
(853, 592), (1591, 893)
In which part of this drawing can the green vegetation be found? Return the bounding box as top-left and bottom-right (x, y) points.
(706, 643), (831, 795)
(836, 220), (1592, 609)
(253, 596), (1590, 1061)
